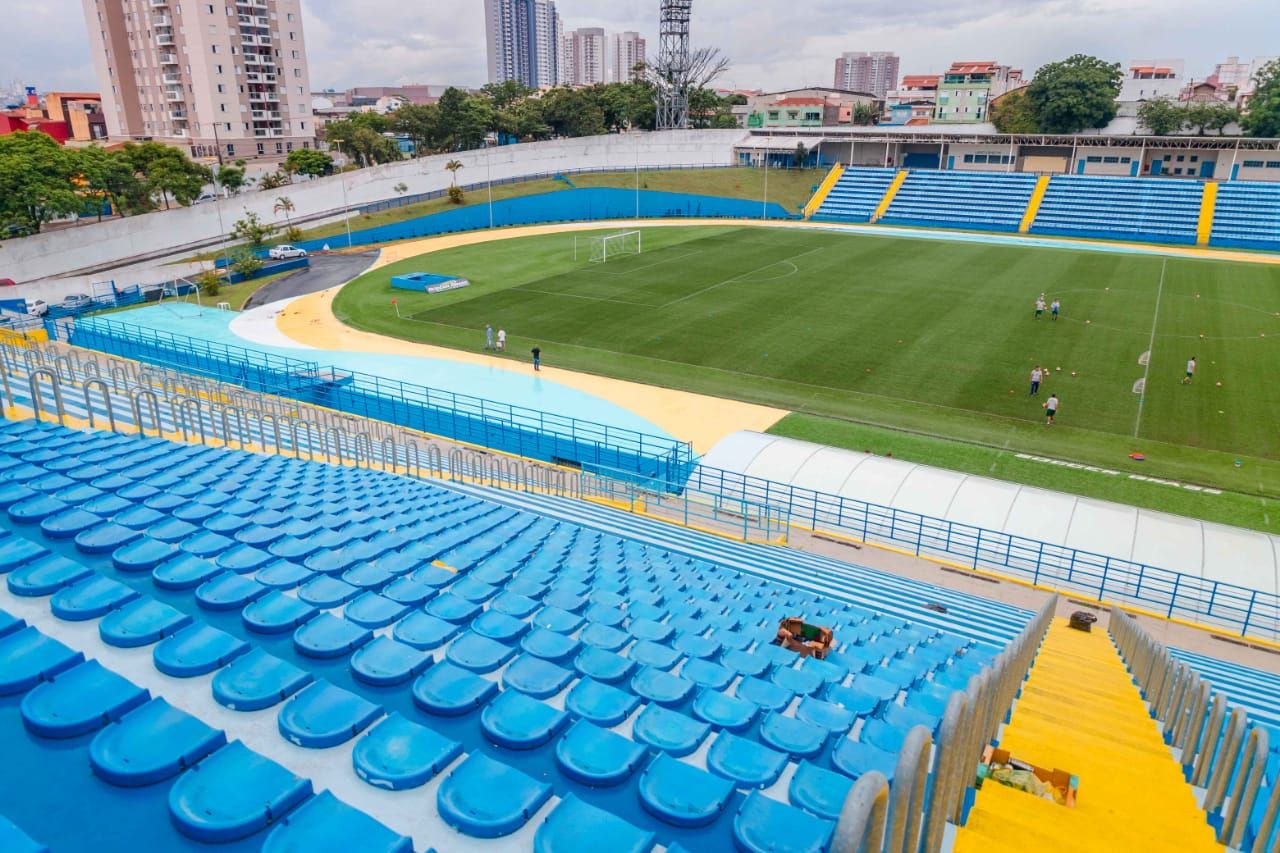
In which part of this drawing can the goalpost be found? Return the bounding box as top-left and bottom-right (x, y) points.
(574, 230), (642, 263)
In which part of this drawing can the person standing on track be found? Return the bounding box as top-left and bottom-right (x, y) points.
(531, 346), (541, 372)
(1044, 394), (1059, 425)
(1183, 356), (1196, 384)
(1029, 365), (1043, 396)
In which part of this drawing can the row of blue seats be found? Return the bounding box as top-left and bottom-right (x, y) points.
(814, 168), (898, 220)
(1209, 183), (1280, 247)
(1031, 175), (1203, 242)
(880, 172), (1033, 232)
(0, 418), (1001, 851)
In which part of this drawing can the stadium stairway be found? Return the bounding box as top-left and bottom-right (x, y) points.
(810, 167), (898, 223)
(878, 171), (1039, 233)
(0, 417), (1031, 852)
(802, 164), (845, 219)
(1029, 175), (1205, 245)
(953, 618), (1222, 853)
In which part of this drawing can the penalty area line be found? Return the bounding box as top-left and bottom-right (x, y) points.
(1133, 258), (1166, 439)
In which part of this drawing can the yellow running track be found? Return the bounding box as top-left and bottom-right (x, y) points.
(954, 618), (1222, 853)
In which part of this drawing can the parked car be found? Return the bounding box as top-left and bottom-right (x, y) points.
(268, 244), (308, 260)
(27, 299), (48, 317)
(0, 278), (15, 287)
(60, 293), (92, 310)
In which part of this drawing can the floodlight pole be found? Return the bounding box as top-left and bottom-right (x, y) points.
(487, 148), (494, 229)
(634, 137), (640, 220)
(339, 169), (352, 248)
(762, 131), (770, 220)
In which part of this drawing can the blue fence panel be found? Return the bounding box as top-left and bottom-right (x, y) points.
(58, 316), (694, 486)
(295, 188), (795, 253)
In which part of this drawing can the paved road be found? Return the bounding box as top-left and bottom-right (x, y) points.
(243, 251), (379, 310)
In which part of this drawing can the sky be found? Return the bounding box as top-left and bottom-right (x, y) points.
(3, 0), (1276, 96)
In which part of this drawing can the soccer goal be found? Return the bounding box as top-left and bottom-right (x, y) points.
(574, 230), (642, 263)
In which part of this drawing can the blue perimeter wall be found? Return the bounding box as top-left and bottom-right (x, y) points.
(293, 188), (795, 253)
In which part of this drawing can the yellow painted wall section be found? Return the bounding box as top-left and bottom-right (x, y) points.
(802, 164), (845, 219)
(954, 619), (1222, 853)
(0, 328), (48, 346)
(870, 170), (908, 222)
(1197, 181), (1218, 245)
(1019, 175), (1052, 233)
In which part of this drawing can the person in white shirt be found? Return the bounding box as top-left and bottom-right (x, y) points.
(1183, 356), (1196, 384)
(1044, 394), (1059, 425)
(1034, 297), (1046, 319)
(1029, 366), (1043, 396)
(497, 328), (507, 352)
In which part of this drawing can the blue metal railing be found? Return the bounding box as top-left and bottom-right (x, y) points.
(687, 464), (1280, 641)
(52, 316), (695, 487)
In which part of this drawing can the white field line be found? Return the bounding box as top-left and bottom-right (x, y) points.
(659, 246), (825, 309)
(1133, 258), (1167, 439)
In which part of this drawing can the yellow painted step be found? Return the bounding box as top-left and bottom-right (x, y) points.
(802, 163), (844, 219)
(1197, 181), (1218, 245)
(870, 170), (908, 222)
(1018, 174), (1051, 233)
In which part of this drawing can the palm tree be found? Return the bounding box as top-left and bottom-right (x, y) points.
(445, 159), (463, 187)
(273, 196), (295, 229)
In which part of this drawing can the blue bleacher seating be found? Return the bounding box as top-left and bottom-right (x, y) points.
(880, 170), (1038, 232)
(1209, 181), (1280, 250)
(1031, 175), (1204, 244)
(812, 167), (898, 221)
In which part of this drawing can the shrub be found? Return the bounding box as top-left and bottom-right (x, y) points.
(447, 185), (465, 205)
(229, 247), (263, 279)
(195, 269), (222, 297)
(283, 225), (303, 243)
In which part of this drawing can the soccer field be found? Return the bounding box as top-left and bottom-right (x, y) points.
(334, 225), (1280, 517)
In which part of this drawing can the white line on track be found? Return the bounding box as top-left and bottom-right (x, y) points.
(1133, 258), (1167, 439)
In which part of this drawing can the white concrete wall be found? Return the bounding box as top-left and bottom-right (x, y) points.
(5, 262), (211, 307)
(0, 130), (745, 284)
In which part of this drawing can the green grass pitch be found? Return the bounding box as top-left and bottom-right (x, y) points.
(334, 225), (1280, 531)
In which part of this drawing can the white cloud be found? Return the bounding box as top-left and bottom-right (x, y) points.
(3, 0), (1274, 94)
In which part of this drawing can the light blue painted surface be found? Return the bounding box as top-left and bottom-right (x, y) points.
(117, 305), (674, 442)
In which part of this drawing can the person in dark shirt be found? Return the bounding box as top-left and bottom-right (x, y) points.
(531, 346), (541, 372)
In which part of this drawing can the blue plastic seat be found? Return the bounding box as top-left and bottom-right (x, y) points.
(638, 753), (734, 828)
(555, 720), (648, 787)
(480, 689), (569, 750)
(737, 675), (794, 712)
(0, 815), (45, 853)
(21, 659), (150, 738)
(393, 611), (459, 650)
(471, 608), (530, 643)
(673, 632), (722, 660)
(565, 677), (641, 726)
(825, 684), (883, 718)
(154, 623), (249, 677)
(260, 790), (412, 853)
(74, 522), (139, 555)
(8, 554), (93, 596)
(180, 530), (235, 560)
(882, 701), (939, 733)
(89, 698), (226, 786)
(0, 534), (49, 572)
(503, 654), (574, 699)
(534, 793), (656, 853)
(351, 637), (433, 687)
(446, 631), (518, 673)
(760, 712), (828, 759)
(214, 543), (272, 573)
(50, 574), (138, 620)
(772, 665), (825, 697)
(278, 680), (383, 748)
(632, 704), (709, 757)
(343, 593), (410, 630)
(0, 608), (22, 638)
(532, 605), (584, 634)
(255, 560), (315, 590)
(796, 696), (857, 734)
(521, 627), (581, 663)
(863, 717), (911, 753)
(0, 626), (84, 695)
(579, 622), (630, 651)
(382, 577), (438, 607)
(195, 570), (268, 611)
(100, 597), (192, 647)
(801, 656), (847, 685)
(212, 648), (314, 712)
(297, 574), (360, 609)
(412, 661), (499, 716)
(437, 753), (552, 838)
(631, 665), (694, 707)
(852, 673), (903, 703)
(168, 740), (312, 843)
(242, 590), (318, 633)
(630, 640), (682, 670)
(789, 761), (855, 820)
(682, 657), (734, 691)
(152, 554), (221, 590)
(8, 493), (69, 524)
(292, 613), (372, 659)
(352, 712), (462, 790)
(425, 592), (483, 624)
(692, 688), (758, 732)
(733, 790), (834, 853)
(40, 507), (104, 539)
(491, 590), (539, 618)
(628, 618), (674, 644)
(831, 736), (898, 783)
(574, 646), (636, 685)
(707, 732), (788, 788)
(543, 588), (586, 613)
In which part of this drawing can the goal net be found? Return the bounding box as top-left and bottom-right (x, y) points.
(576, 231), (642, 263)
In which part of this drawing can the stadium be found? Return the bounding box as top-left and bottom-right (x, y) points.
(2, 86), (1280, 853)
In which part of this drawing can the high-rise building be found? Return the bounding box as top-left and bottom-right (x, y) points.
(612, 31), (647, 82)
(484, 0), (561, 88)
(561, 27), (606, 86)
(833, 51), (900, 98)
(80, 0), (315, 160)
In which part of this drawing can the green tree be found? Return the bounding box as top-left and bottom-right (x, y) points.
(272, 196), (295, 231)
(391, 103), (444, 155)
(228, 247), (263, 278)
(540, 87), (606, 137)
(496, 97), (551, 140)
(445, 159), (463, 186)
(230, 210), (276, 246)
(480, 80), (535, 112)
(793, 142), (808, 169)
(122, 141), (211, 208)
(1243, 60), (1280, 137)
(258, 171), (289, 190)
(1025, 54), (1122, 133)
(447, 185), (465, 205)
(1205, 103), (1238, 134)
(436, 87), (494, 150)
(323, 115), (400, 166)
(850, 102), (880, 127)
(75, 146), (143, 220)
(1136, 98), (1187, 135)
(195, 268), (222, 298)
(284, 148), (333, 177)
(1182, 102), (1237, 135)
(990, 90), (1040, 132)
(0, 131), (82, 233)
(215, 165), (246, 195)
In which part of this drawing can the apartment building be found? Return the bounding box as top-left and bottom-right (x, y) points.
(485, 0), (561, 88)
(833, 51), (899, 99)
(933, 61), (1022, 123)
(612, 31), (646, 82)
(1118, 59), (1185, 101)
(80, 0), (315, 160)
(562, 27), (606, 86)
